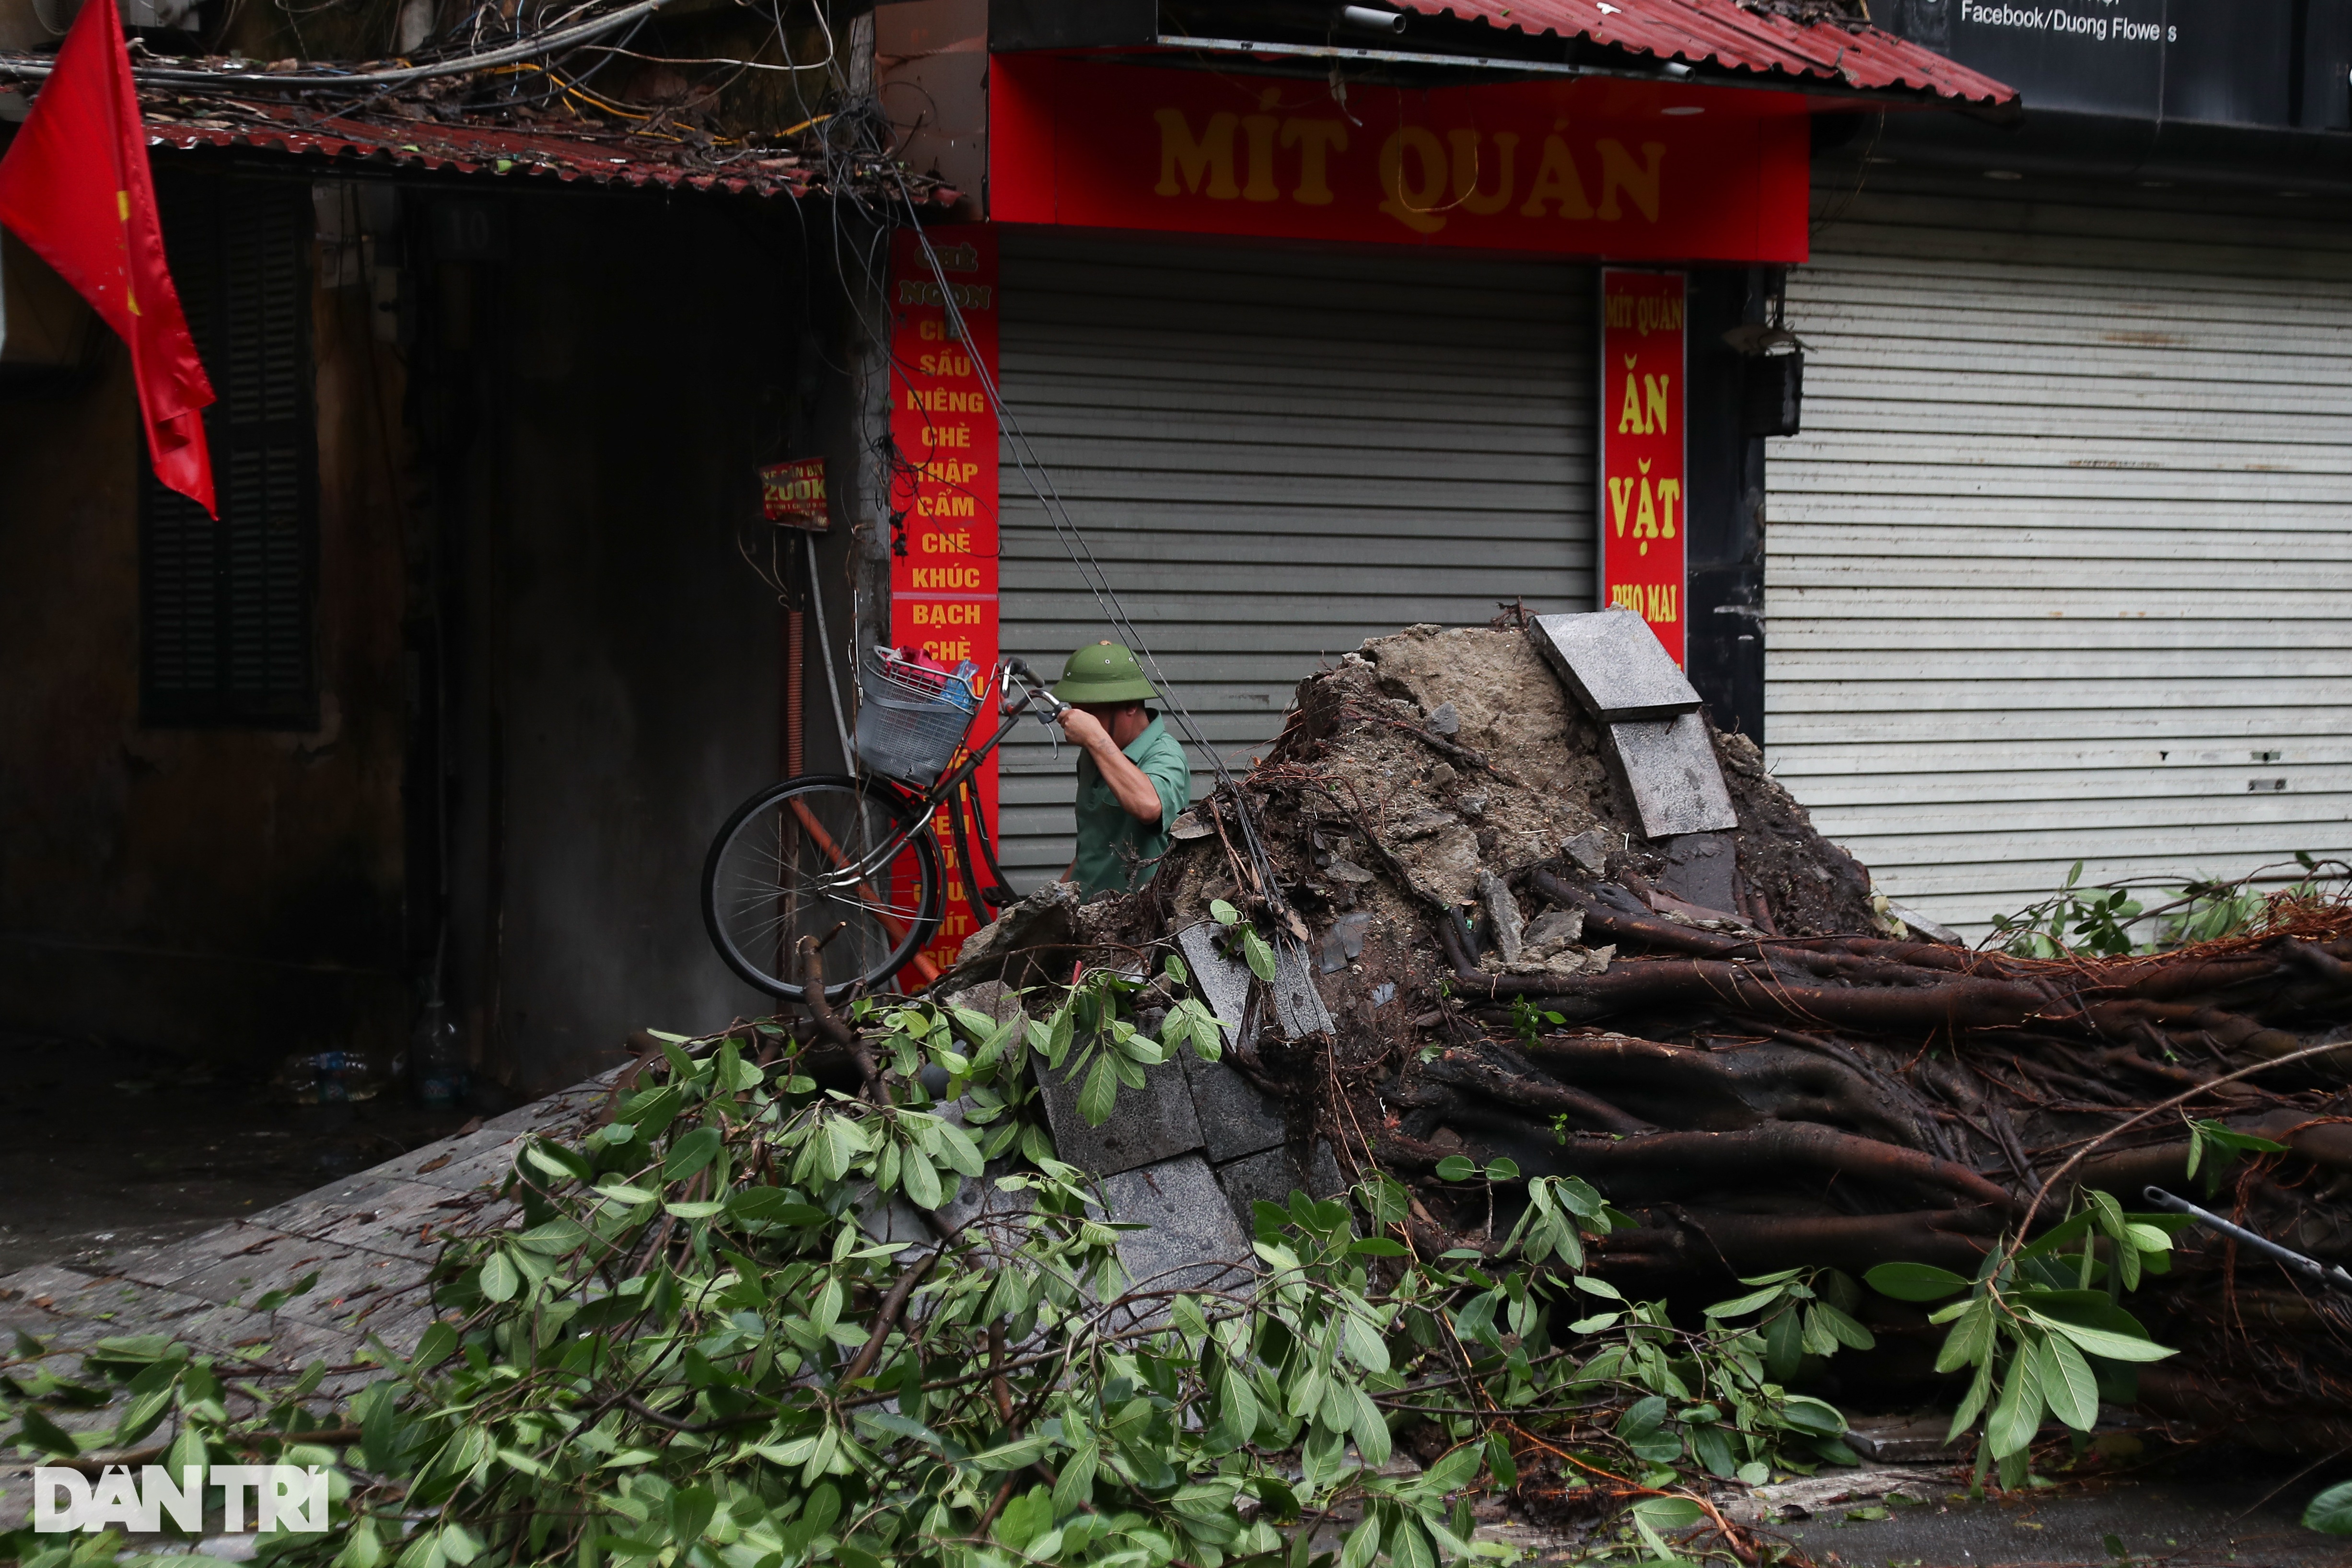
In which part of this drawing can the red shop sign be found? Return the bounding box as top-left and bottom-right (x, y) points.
(1599, 269), (1688, 665)
(887, 224), (1001, 971)
(990, 53), (1808, 263)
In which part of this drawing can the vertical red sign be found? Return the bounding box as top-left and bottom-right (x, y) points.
(1598, 270), (1688, 665)
(888, 225), (1000, 968)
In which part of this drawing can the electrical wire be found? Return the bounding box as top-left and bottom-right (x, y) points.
(875, 156), (1300, 927)
(0, 0), (676, 89)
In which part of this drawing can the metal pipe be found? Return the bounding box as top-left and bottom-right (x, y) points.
(784, 605), (805, 778)
(2142, 1186), (2352, 1296)
(1338, 5), (1407, 34)
(806, 530), (852, 768)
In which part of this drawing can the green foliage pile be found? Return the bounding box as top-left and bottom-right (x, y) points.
(1988, 854), (2343, 958)
(4, 970), (1868, 1568)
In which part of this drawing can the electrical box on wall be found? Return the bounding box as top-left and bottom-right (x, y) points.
(1740, 352), (1803, 438)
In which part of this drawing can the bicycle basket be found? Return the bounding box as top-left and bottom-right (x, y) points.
(855, 649), (982, 783)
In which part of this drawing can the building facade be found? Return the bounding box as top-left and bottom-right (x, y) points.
(1768, 5), (2352, 937)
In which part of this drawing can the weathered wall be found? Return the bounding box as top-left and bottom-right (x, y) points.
(0, 167), (411, 1069)
(438, 192), (835, 1095)
(2, 157), (854, 1094)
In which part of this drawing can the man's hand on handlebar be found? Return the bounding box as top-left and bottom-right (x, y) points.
(1055, 705), (1111, 750)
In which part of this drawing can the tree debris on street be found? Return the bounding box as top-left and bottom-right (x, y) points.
(6, 620), (2351, 1567)
(952, 619), (2352, 1460)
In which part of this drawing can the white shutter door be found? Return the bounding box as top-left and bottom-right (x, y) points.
(1767, 195), (2352, 939)
(993, 231), (1596, 885)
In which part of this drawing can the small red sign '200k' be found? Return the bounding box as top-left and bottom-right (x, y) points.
(1599, 269), (1687, 666)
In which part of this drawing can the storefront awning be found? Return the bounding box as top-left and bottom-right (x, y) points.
(1388, 0), (2015, 108)
(134, 98), (960, 203)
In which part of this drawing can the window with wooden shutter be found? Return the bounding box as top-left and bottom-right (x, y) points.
(139, 175), (316, 728)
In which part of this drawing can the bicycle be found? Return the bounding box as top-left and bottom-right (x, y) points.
(700, 650), (1069, 1002)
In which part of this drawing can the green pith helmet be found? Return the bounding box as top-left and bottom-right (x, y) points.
(1053, 640), (1159, 705)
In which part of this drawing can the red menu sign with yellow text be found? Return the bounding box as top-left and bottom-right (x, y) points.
(1599, 269), (1688, 665)
(991, 54), (1808, 263)
(888, 224), (999, 965)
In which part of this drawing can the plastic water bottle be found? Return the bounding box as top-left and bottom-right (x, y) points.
(412, 999), (467, 1108)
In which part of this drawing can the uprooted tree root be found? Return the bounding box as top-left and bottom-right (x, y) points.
(954, 624), (2352, 1457)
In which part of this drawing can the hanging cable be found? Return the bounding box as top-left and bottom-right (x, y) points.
(807, 530), (853, 768)
(877, 159), (1301, 930)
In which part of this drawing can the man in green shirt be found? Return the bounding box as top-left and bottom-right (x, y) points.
(1052, 641), (1193, 896)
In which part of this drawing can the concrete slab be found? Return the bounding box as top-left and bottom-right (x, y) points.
(1176, 922), (1335, 1045)
(1609, 713), (1738, 838)
(1529, 610), (1700, 722)
(1210, 1141), (1349, 1230)
(1036, 1052), (1204, 1178)
(1655, 830), (1740, 916)
(1099, 1153), (1254, 1309)
(1176, 923), (1253, 1049)
(1268, 938), (1335, 1039)
(1181, 1055), (1289, 1165)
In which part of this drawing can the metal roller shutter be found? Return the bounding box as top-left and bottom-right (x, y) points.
(994, 230), (1597, 886)
(1766, 188), (2352, 939)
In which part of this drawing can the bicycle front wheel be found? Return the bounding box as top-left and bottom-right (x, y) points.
(701, 773), (943, 1000)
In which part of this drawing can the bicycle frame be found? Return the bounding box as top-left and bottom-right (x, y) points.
(808, 660), (1063, 905)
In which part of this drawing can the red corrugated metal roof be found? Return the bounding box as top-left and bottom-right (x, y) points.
(1393, 0), (2016, 107)
(135, 101), (959, 204)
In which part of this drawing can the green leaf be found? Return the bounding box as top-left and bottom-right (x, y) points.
(523, 1140), (594, 1184)
(1078, 1054), (1118, 1126)
(1418, 1444), (1483, 1498)
(479, 1251), (519, 1304)
(1484, 1157), (1519, 1180)
(2025, 1312), (2177, 1363)
(1779, 1395), (1846, 1439)
(1702, 1284), (1785, 1319)
(1935, 1299), (1996, 1374)
(967, 1436), (1048, 1472)
(1241, 929), (1277, 983)
(1810, 1301), (1876, 1351)
(1054, 1440), (1098, 1512)
(1763, 1304), (1803, 1382)
(1348, 1384), (1391, 1466)
(1947, 1353), (1995, 1444)
(1434, 1156), (1477, 1183)
(901, 1148), (942, 1209)
(410, 1320), (458, 1372)
(1211, 898), (1240, 926)
(1987, 1341), (2046, 1459)
(1340, 1312), (1390, 1374)
(664, 1127), (723, 1182)
(1339, 1514), (1381, 1568)
(2037, 1331), (2099, 1432)
(932, 1118), (986, 1178)
(1865, 1262), (1969, 1301)
(2304, 1480), (2352, 1534)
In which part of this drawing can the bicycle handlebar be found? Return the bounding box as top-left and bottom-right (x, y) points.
(1001, 657), (1069, 721)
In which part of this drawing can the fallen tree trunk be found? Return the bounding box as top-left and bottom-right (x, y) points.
(1002, 622), (2352, 1454)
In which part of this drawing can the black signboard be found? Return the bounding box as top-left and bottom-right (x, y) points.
(1885, 0), (2306, 127)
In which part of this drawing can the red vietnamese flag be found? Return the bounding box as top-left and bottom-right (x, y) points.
(0, 0), (215, 513)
